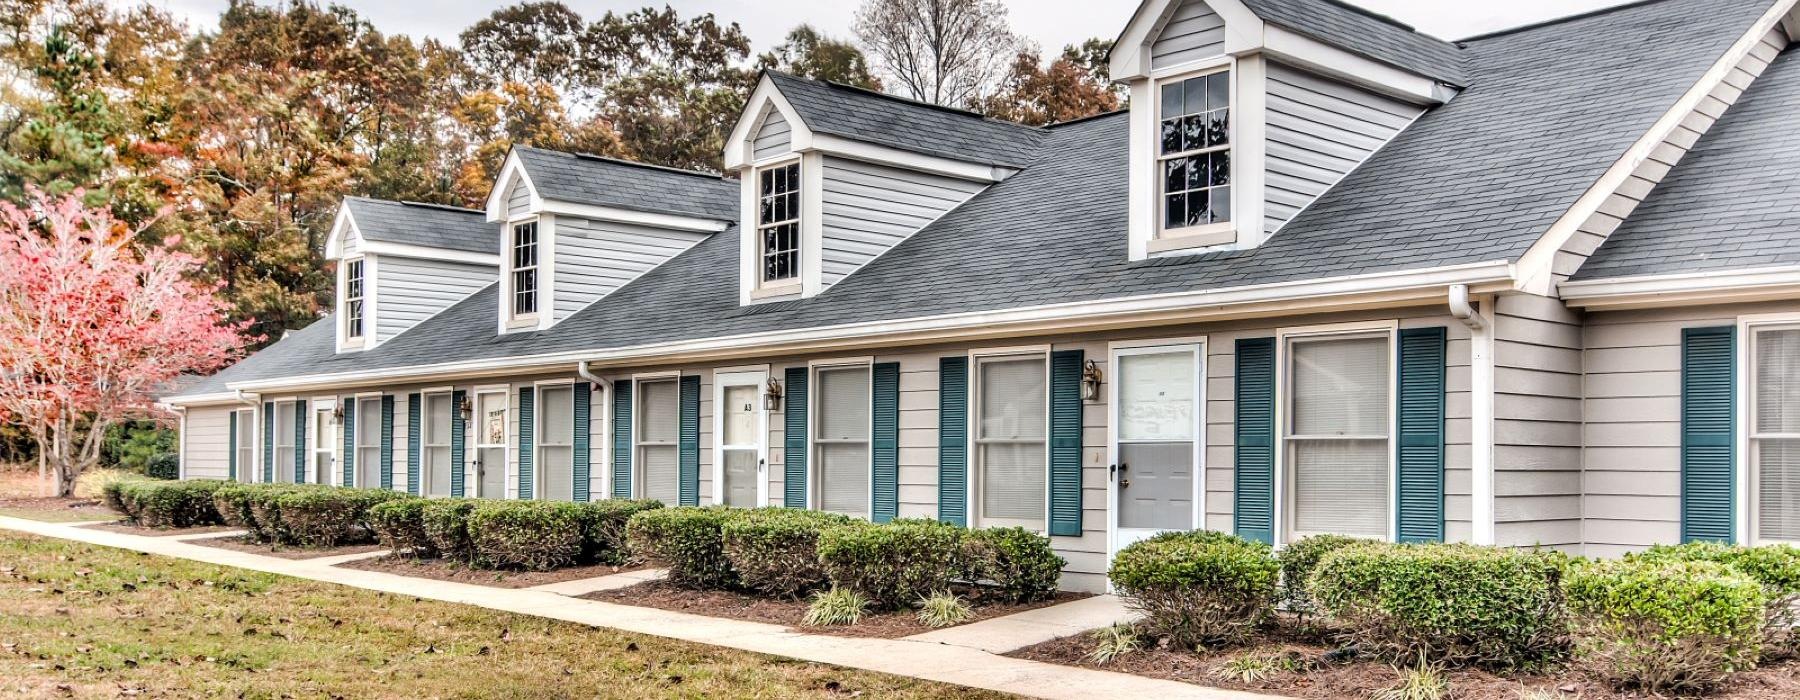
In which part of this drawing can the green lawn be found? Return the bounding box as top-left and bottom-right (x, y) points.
(0, 532), (1011, 699)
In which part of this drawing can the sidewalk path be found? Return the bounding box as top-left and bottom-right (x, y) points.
(0, 516), (1279, 700)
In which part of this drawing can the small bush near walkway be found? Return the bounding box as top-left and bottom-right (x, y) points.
(576, 499), (662, 565)
(628, 506), (742, 589)
(1275, 534), (1375, 616)
(367, 498), (433, 556)
(720, 508), (857, 598)
(112, 480), (228, 528)
(1566, 558), (1767, 692)
(817, 518), (964, 610)
(1631, 541), (1800, 654)
(963, 526), (1064, 603)
(1108, 530), (1278, 648)
(275, 487), (407, 547)
(421, 498), (478, 561)
(466, 501), (587, 571)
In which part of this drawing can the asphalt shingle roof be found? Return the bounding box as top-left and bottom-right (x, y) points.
(765, 72), (1047, 169)
(513, 147), (739, 221)
(1572, 46), (1800, 280)
(1240, 0), (1469, 86)
(175, 0), (1781, 397)
(342, 198), (495, 256)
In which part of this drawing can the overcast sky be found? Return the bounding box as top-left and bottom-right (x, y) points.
(122, 0), (1639, 53)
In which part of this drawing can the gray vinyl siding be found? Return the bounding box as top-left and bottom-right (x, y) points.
(1264, 61), (1423, 237)
(1492, 293), (1584, 551)
(550, 215), (709, 321)
(182, 406), (234, 480)
(819, 156), (985, 288)
(374, 256), (495, 344)
(752, 110), (792, 162)
(340, 228), (361, 257)
(505, 178), (532, 219)
(1151, 0), (1226, 71)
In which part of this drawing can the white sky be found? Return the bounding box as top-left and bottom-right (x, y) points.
(125, 0), (1639, 54)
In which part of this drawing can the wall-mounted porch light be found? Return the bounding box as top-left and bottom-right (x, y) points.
(763, 376), (784, 412)
(458, 396), (473, 424)
(1081, 359), (1103, 403)
(331, 404), (344, 422)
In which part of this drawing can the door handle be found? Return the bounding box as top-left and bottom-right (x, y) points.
(1120, 479), (1131, 489)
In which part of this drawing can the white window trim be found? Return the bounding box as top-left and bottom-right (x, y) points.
(1106, 337), (1208, 558)
(269, 399), (299, 484)
(1274, 320), (1399, 546)
(504, 217), (544, 327)
(1129, 54), (1269, 261)
(310, 398), (338, 486)
(419, 390), (456, 498)
(810, 358), (876, 519)
(341, 256), (368, 346)
(470, 387), (508, 499)
(966, 345), (1054, 532)
(752, 155), (805, 291)
(714, 370), (770, 507)
(1737, 312), (1800, 545)
(534, 382), (576, 501)
(631, 373), (683, 501)
(231, 408), (256, 483)
(1152, 63), (1237, 243)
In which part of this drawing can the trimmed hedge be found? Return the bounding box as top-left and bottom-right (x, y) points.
(1277, 534), (1377, 615)
(115, 480), (229, 528)
(627, 506), (742, 589)
(965, 527), (1065, 603)
(1109, 530), (1278, 647)
(1567, 559), (1767, 691)
(721, 508), (857, 598)
(212, 483), (257, 530)
(1308, 543), (1570, 670)
(145, 453), (180, 480)
(1633, 541), (1800, 653)
(421, 499), (478, 562)
(817, 518), (963, 610)
(274, 487), (407, 547)
(576, 499), (663, 565)
(367, 498), (434, 556)
(466, 501), (586, 570)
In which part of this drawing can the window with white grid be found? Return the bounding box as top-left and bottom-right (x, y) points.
(757, 161), (801, 285)
(1753, 326), (1800, 544)
(1157, 70), (1231, 233)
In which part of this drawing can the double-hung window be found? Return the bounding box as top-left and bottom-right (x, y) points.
(343, 258), (365, 340)
(1157, 70), (1231, 234)
(1752, 326), (1800, 544)
(273, 401), (297, 484)
(757, 161), (801, 286)
(975, 354), (1049, 530)
(1285, 333), (1391, 540)
(233, 410), (255, 482)
(814, 365), (871, 517)
(421, 393), (453, 497)
(355, 396), (381, 488)
(538, 384), (575, 501)
(636, 378), (681, 503)
(510, 220), (539, 318)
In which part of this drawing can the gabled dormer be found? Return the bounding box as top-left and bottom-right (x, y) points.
(324, 198), (500, 353)
(1112, 0), (1464, 259)
(485, 146), (736, 334)
(723, 72), (1039, 304)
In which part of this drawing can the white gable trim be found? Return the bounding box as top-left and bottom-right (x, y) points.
(357, 240), (499, 266)
(539, 201), (728, 233)
(324, 205), (357, 260)
(1560, 265), (1800, 310)
(484, 151), (544, 223)
(725, 77), (813, 171)
(1114, 0), (1263, 80)
(1259, 25), (1451, 105)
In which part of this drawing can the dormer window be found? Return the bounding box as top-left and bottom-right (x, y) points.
(510, 220), (539, 319)
(757, 160), (802, 287)
(343, 258), (365, 341)
(1158, 69), (1232, 236)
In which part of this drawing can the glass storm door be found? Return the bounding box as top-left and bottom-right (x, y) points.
(475, 391), (507, 498)
(1112, 345), (1202, 554)
(716, 371), (767, 507)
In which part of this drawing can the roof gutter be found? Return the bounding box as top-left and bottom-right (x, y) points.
(1560, 265), (1800, 310)
(181, 259), (1515, 399)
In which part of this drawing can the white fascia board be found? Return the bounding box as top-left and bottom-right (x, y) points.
(725, 78), (811, 171)
(1260, 26), (1450, 105)
(1515, 0), (1800, 295)
(1560, 265), (1800, 310)
(484, 150), (543, 222)
(324, 205), (356, 260)
(805, 134), (1010, 183)
(161, 391), (245, 407)
(359, 240), (501, 266)
(222, 259), (1515, 394)
(538, 200), (729, 233)
(1112, 0), (1263, 81)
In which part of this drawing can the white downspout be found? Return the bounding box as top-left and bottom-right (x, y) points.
(577, 361), (612, 499)
(1451, 284), (1497, 545)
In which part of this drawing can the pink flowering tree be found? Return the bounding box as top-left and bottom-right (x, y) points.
(0, 189), (252, 496)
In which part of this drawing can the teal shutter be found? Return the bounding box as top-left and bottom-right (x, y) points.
(341, 397), (355, 487)
(573, 382), (591, 502)
(679, 375), (700, 506)
(872, 362), (900, 523)
(293, 400), (307, 484)
(1682, 326), (1737, 544)
(518, 387), (535, 499)
(1048, 350), (1084, 537)
(1396, 327), (1447, 543)
(380, 396), (394, 490)
(262, 402), (274, 483)
(937, 357), (969, 526)
(406, 393), (421, 496)
(1234, 338), (1276, 545)
(612, 380), (633, 499)
(227, 413), (238, 481)
(450, 390), (466, 497)
(783, 367), (809, 509)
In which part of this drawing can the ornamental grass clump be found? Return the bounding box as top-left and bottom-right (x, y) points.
(803, 586), (868, 627)
(1566, 558), (1767, 692)
(720, 507), (855, 598)
(915, 590), (974, 628)
(1107, 530), (1279, 648)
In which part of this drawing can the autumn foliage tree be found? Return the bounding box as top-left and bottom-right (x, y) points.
(0, 190), (250, 495)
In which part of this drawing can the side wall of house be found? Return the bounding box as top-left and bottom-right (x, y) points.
(1492, 293), (1585, 551)
(374, 256), (494, 344)
(1263, 62), (1423, 238)
(550, 216), (710, 321)
(817, 156), (986, 289)
(752, 110), (792, 162)
(180, 405), (235, 480)
(1150, 0), (1225, 71)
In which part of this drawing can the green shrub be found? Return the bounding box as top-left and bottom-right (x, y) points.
(119, 480), (228, 528)
(1309, 543), (1570, 670)
(421, 499), (477, 562)
(1566, 559), (1766, 692)
(1277, 534), (1377, 615)
(245, 484), (310, 543)
(1633, 541), (1800, 653)
(1108, 530), (1278, 647)
(100, 478), (135, 516)
(720, 508), (855, 598)
(144, 453), (180, 480)
(367, 498), (433, 556)
(803, 587), (867, 627)
(575, 499), (663, 565)
(273, 487), (405, 547)
(817, 518), (964, 610)
(964, 526), (1065, 603)
(211, 484), (257, 530)
(466, 500), (586, 570)
(626, 506), (742, 589)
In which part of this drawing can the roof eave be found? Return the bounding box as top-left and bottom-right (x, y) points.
(1561, 264), (1800, 310)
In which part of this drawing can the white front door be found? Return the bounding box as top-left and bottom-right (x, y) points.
(1110, 344), (1204, 556)
(474, 390), (508, 498)
(714, 371), (768, 507)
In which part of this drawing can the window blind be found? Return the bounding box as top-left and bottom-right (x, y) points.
(1288, 336), (1390, 540)
(1756, 329), (1800, 542)
(816, 367), (871, 516)
(978, 357), (1047, 527)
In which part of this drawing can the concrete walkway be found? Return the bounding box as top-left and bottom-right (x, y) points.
(0, 516), (1280, 700)
(525, 567), (665, 596)
(904, 595), (1137, 654)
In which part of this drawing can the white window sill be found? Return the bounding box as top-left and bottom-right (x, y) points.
(1150, 224), (1236, 253)
(749, 282), (801, 300)
(505, 315), (539, 330)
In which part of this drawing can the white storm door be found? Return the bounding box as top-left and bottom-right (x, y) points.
(714, 371), (768, 507)
(1111, 344), (1203, 555)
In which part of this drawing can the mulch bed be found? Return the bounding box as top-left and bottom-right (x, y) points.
(1008, 626), (1800, 700)
(335, 555), (650, 589)
(80, 521), (241, 537)
(187, 535), (387, 560)
(0, 497), (115, 520)
(583, 579), (1089, 639)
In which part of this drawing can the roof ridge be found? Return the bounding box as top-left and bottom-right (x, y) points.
(517, 145), (728, 180)
(398, 200), (483, 214)
(1046, 108), (1129, 128)
(1455, 0), (1671, 43)
(764, 70), (1048, 133)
